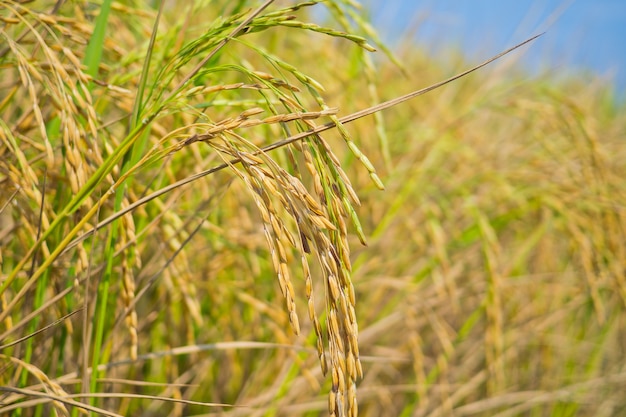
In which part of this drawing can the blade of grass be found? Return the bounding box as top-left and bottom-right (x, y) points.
(126, 0), (166, 171)
(83, 0), (113, 79)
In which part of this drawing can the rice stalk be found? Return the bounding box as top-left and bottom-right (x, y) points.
(5, 1), (606, 416)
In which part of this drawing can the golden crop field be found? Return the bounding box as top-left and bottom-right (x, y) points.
(1, 1), (625, 416)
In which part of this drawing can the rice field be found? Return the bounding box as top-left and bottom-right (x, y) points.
(1, 1), (625, 416)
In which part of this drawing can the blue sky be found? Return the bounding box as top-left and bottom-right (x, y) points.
(364, 1), (626, 97)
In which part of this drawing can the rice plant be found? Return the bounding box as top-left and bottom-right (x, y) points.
(1, 0), (624, 416)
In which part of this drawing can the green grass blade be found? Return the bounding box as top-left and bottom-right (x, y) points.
(84, 0), (114, 79)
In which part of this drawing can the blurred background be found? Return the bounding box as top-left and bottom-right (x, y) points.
(365, 0), (626, 99)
